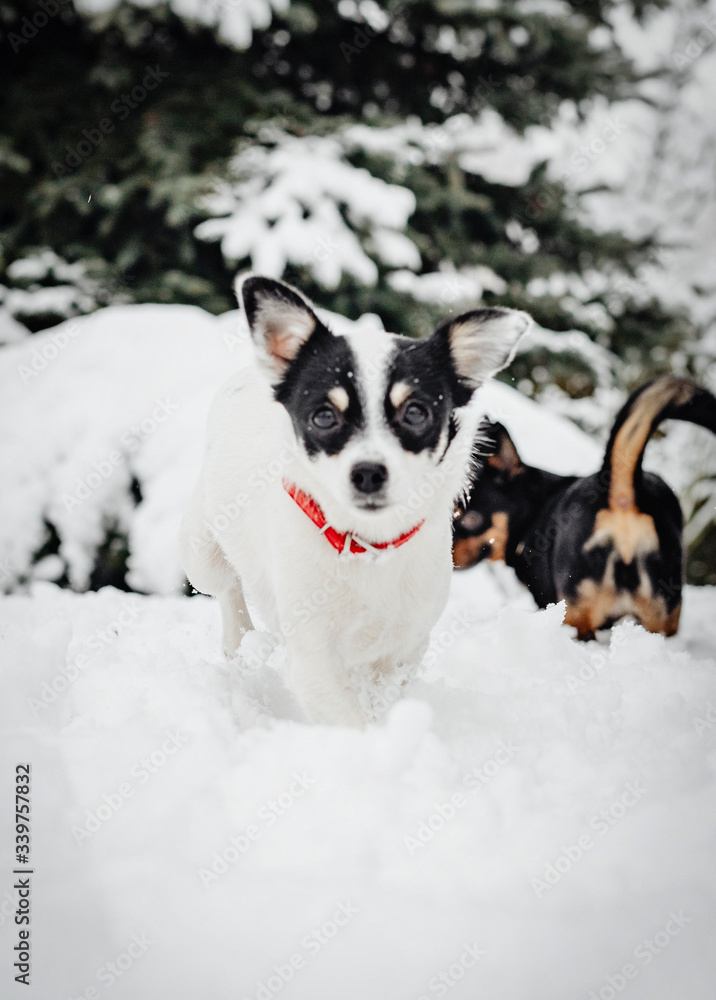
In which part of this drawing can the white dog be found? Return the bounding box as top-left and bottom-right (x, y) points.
(180, 276), (530, 726)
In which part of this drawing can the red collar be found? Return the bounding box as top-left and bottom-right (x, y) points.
(283, 480), (424, 556)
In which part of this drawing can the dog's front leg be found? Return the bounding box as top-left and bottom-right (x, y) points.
(219, 582), (254, 658)
(285, 637), (367, 728)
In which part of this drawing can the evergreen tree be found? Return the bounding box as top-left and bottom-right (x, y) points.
(1, 0), (713, 583)
(2, 0), (684, 380)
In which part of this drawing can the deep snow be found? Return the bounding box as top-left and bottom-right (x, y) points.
(2, 570), (716, 999)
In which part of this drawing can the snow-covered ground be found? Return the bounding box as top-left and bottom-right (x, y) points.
(2, 301), (716, 999)
(2, 570), (716, 999)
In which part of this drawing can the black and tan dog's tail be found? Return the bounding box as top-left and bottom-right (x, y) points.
(602, 375), (716, 510)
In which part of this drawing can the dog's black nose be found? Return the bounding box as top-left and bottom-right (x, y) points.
(351, 462), (388, 494)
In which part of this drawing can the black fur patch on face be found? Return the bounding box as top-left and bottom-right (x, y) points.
(274, 327), (364, 457)
(384, 336), (465, 454)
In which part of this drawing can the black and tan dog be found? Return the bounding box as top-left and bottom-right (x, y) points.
(453, 375), (716, 639)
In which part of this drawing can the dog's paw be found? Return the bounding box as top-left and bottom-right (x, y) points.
(235, 629), (280, 670)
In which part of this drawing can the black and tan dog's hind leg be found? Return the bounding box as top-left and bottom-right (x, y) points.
(561, 376), (716, 639)
(453, 375), (716, 639)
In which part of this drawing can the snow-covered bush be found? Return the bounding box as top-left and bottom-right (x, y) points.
(195, 131), (419, 287)
(75, 0), (289, 50)
(2, 250), (112, 335)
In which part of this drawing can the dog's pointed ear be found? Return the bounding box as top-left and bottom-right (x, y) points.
(237, 274), (329, 384)
(436, 307), (531, 396)
(486, 421), (523, 479)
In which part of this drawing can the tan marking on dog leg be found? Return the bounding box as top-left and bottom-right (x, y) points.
(564, 564), (645, 636)
(564, 578), (620, 639)
(564, 589), (600, 640)
(632, 594), (681, 636)
(565, 571), (681, 639)
(664, 602), (681, 636)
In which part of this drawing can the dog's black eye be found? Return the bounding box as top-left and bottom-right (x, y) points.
(401, 400), (431, 429)
(311, 405), (339, 431)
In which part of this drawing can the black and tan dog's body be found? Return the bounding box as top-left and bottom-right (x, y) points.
(453, 376), (716, 639)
